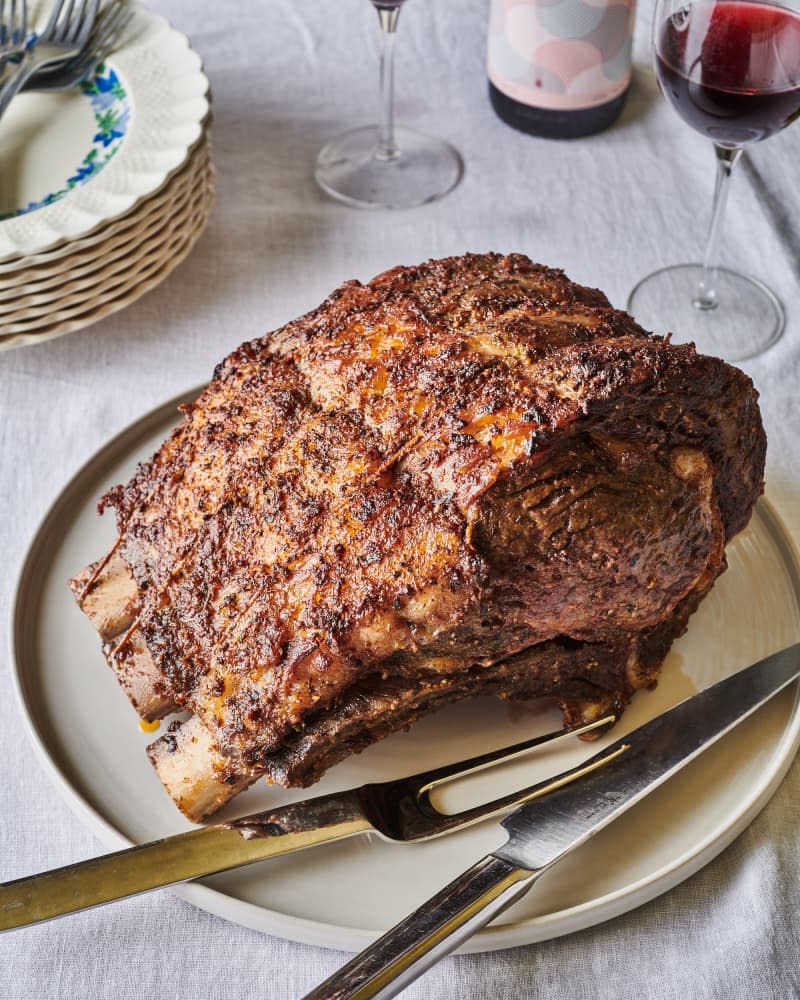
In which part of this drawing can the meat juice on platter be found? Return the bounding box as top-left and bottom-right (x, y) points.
(71, 254), (766, 821)
(656, 1), (800, 145)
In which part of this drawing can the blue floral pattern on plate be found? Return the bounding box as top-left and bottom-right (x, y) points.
(0, 65), (130, 220)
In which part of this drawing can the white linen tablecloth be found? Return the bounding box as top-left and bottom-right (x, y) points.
(2, 1), (799, 996)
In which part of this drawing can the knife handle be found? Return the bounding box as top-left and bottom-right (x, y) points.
(0, 791), (369, 932)
(302, 854), (542, 1000)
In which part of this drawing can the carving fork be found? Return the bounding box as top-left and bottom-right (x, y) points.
(0, 714), (616, 931)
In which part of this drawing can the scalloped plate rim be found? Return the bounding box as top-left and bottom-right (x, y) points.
(0, 179), (212, 346)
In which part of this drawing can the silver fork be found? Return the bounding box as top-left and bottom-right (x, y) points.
(0, 0), (28, 63)
(0, 713), (617, 932)
(22, 0), (132, 93)
(0, 0), (99, 119)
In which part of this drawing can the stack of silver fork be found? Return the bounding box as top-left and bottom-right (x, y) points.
(0, 0), (132, 120)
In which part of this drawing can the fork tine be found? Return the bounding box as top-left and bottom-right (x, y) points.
(80, 0), (99, 45)
(74, 2), (130, 69)
(58, 0), (80, 42)
(411, 713), (615, 795)
(88, 0), (117, 36)
(20, 0), (131, 91)
(60, 0), (77, 37)
(42, 0), (70, 38)
(54, 0), (112, 54)
(413, 737), (629, 837)
(106, 3), (133, 39)
(92, 2), (129, 51)
(357, 713), (622, 844)
(92, 9), (132, 64)
(0, 0), (28, 56)
(70, 0), (97, 46)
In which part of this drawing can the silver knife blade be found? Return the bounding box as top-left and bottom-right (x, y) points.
(497, 642), (800, 871)
(303, 643), (800, 1000)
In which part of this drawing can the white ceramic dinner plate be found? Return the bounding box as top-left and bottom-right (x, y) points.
(0, 167), (210, 319)
(0, 149), (213, 349)
(0, 1), (209, 261)
(0, 136), (209, 275)
(10, 392), (800, 953)
(0, 139), (210, 292)
(0, 192), (211, 332)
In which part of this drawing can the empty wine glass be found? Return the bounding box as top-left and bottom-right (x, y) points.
(627, 0), (800, 361)
(314, 0), (464, 209)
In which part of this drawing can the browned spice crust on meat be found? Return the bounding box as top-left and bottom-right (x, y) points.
(78, 253), (765, 800)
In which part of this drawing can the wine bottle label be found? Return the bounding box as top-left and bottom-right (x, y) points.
(488, 0), (636, 112)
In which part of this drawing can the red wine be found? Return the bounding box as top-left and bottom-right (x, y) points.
(656, 1), (800, 145)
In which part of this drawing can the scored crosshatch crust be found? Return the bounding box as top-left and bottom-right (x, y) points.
(73, 252), (766, 820)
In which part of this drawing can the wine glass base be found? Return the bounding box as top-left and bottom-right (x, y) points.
(626, 264), (785, 363)
(315, 125), (464, 209)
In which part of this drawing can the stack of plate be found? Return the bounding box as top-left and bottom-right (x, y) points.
(0, 2), (212, 351)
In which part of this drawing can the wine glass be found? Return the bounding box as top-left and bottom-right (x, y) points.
(314, 0), (464, 210)
(627, 0), (800, 361)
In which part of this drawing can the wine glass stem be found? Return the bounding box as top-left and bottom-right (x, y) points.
(694, 144), (743, 311)
(375, 4), (401, 161)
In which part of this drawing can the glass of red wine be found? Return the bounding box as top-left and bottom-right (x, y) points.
(627, 0), (800, 360)
(314, 0), (463, 209)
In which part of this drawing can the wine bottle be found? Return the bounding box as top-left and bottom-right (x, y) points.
(487, 0), (637, 139)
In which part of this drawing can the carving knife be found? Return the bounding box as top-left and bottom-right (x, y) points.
(2, 645), (797, 939)
(303, 643), (800, 1000)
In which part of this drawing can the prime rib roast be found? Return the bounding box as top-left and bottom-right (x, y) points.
(71, 253), (766, 822)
